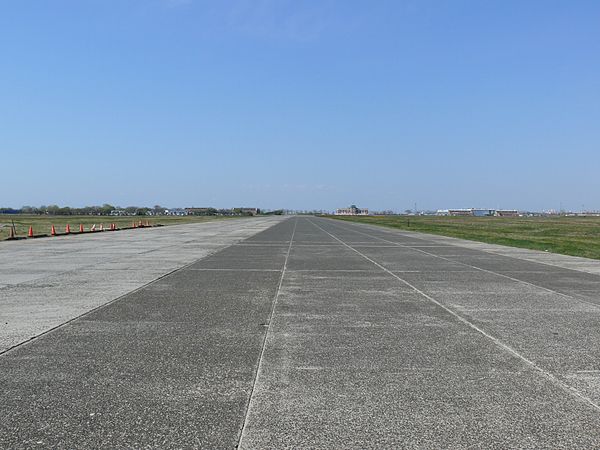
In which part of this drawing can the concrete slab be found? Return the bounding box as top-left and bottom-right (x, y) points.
(0, 217), (285, 353)
(333, 218), (600, 276)
(239, 218), (600, 448)
(0, 219), (296, 449)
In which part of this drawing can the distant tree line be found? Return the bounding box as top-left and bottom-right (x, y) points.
(0, 205), (282, 216)
(1, 204), (149, 216)
(188, 208), (256, 216)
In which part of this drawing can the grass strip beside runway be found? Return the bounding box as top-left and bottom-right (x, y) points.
(328, 215), (600, 260)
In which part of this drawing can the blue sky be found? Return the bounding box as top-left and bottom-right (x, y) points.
(1, 1), (599, 211)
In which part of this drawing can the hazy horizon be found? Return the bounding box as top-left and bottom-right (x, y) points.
(2, 1), (599, 212)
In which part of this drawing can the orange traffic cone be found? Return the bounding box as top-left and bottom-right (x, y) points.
(79, 224), (84, 233)
(28, 226), (34, 238)
(132, 221), (136, 228)
(51, 225), (56, 236)
(65, 224), (71, 234)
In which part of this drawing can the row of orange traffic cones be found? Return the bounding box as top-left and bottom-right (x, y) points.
(8, 221), (154, 240)
(26, 223), (125, 238)
(132, 220), (151, 228)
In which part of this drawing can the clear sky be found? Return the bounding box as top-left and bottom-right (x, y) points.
(1, 1), (599, 211)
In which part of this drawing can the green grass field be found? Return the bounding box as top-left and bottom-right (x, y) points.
(328, 215), (600, 260)
(0, 214), (238, 241)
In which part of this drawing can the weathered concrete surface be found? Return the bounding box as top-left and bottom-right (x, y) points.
(0, 218), (296, 448)
(347, 221), (600, 276)
(240, 218), (600, 448)
(0, 217), (285, 353)
(4, 216), (600, 448)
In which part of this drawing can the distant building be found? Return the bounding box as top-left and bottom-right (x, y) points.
(495, 210), (519, 217)
(239, 208), (260, 216)
(335, 205), (369, 216)
(444, 208), (520, 217)
(472, 209), (495, 217)
(165, 208), (188, 216)
(447, 209), (474, 216)
(185, 207), (215, 215)
(370, 210), (396, 215)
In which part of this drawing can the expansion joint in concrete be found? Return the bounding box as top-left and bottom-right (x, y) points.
(325, 219), (600, 314)
(307, 218), (600, 415)
(237, 217), (299, 448)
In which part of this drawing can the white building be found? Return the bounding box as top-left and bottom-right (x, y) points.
(335, 205), (369, 216)
(164, 208), (188, 216)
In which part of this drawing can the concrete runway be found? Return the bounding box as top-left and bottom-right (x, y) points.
(0, 217), (284, 353)
(3, 216), (600, 448)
